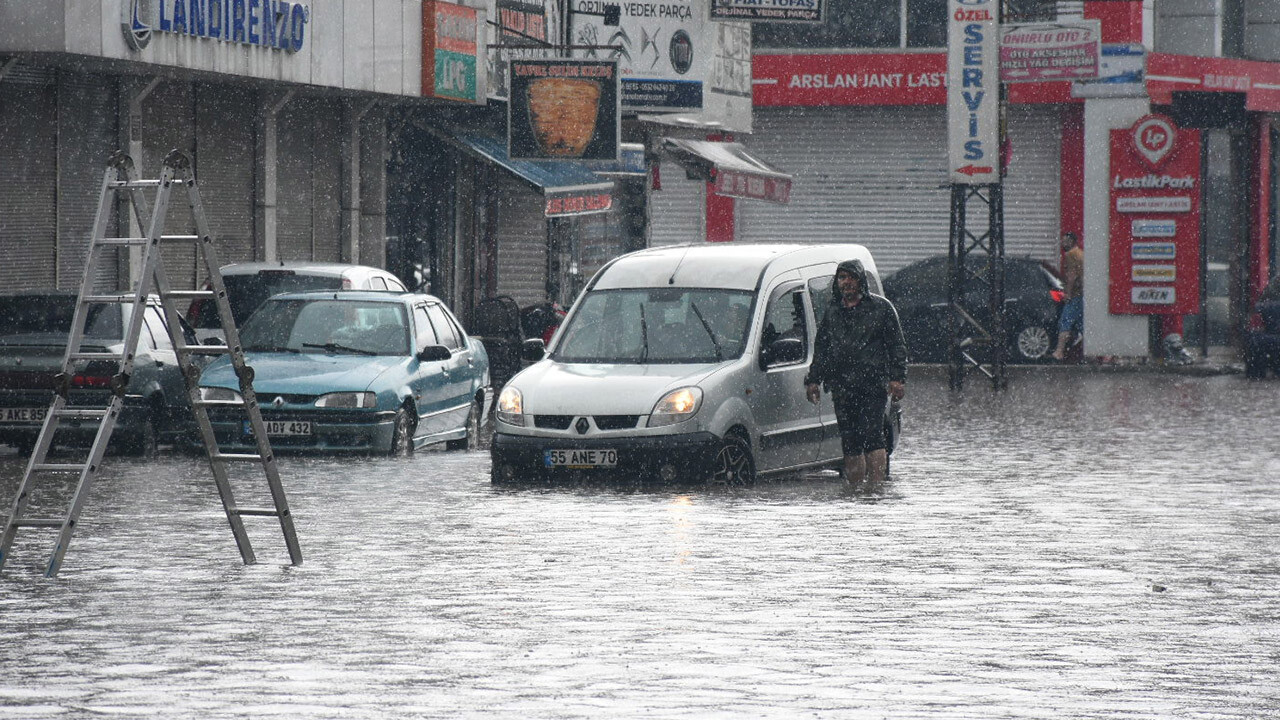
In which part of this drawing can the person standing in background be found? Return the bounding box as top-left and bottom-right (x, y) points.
(1053, 231), (1084, 361)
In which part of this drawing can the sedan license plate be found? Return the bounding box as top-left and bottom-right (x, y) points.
(544, 448), (617, 468)
(245, 420), (312, 436)
(0, 407), (47, 424)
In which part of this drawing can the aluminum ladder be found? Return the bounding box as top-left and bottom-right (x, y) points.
(0, 150), (302, 577)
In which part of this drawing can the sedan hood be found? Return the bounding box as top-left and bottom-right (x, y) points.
(512, 361), (724, 415)
(201, 352), (402, 394)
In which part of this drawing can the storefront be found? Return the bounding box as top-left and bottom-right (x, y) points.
(0, 1), (421, 293)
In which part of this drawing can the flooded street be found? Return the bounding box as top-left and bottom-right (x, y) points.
(2, 369), (1279, 718)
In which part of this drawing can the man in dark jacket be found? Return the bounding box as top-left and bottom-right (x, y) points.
(804, 259), (907, 485)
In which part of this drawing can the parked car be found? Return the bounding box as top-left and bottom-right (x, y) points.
(186, 262), (408, 344)
(197, 291), (489, 454)
(882, 255), (1065, 363)
(489, 243), (901, 484)
(1245, 275), (1280, 378)
(0, 291), (198, 455)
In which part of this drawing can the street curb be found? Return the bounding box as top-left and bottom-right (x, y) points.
(908, 360), (1244, 377)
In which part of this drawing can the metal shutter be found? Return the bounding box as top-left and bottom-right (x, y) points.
(0, 77), (57, 290)
(142, 81), (199, 289)
(57, 72), (120, 292)
(278, 98), (343, 262)
(311, 100), (343, 263)
(493, 172), (548, 307)
(648, 164), (705, 247)
(195, 83), (257, 278)
(738, 106), (1061, 274)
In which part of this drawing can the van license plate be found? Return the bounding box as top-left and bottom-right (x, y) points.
(0, 407), (47, 423)
(545, 448), (617, 468)
(245, 420), (312, 436)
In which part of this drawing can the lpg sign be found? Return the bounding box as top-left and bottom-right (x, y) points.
(1109, 115), (1202, 315)
(947, 0), (999, 184)
(423, 1), (486, 104)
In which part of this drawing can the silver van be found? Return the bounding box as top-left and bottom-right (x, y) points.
(490, 244), (901, 483)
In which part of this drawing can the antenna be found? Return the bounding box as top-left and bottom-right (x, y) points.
(668, 245), (692, 285)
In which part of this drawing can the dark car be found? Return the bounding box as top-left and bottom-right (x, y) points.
(882, 255), (1065, 363)
(1245, 276), (1280, 378)
(0, 291), (199, 455)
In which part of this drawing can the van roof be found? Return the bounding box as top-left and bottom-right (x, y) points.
(590, 243), (878, 291)
(217, 261), (395, 278)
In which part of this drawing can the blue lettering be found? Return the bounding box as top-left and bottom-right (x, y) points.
(962, 68), (982, 87)
(289, 3), (307, 53)
(209, 0), (223, 38)
(964, 140), (984, 160)
(275, 2), (290, 48)
(263, 0), (276, 46)
(160, 0), (172, 31)
(248, 0), (260, 44)
(964, 24), (983, 44)
(232, 0), (246, 42)
(172, 0), (187, 33)
(962, 91), (983, 111)
(963, 45), (981, 65)
(190, 0), (205, 36)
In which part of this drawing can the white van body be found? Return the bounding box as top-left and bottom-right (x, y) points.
(489, 243), (899, 483)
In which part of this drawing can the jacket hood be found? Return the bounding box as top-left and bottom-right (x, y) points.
(830, 259), (869, 301)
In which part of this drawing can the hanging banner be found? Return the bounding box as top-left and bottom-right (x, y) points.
(1108, 115), (1202, 315)
(999, 20), (1100, 83)
(709, 0), (823, 23)
(422, 1), (486, 104)
(947, 0), (999, 184)
(508, 59), (621, 161)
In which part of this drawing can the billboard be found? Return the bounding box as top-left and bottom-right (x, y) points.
(423, 1), (486, 104)
(947, 0), (999, 184)
(508, 59), (621, 161)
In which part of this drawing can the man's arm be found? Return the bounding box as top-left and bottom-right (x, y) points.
(884, 300), (908, 400)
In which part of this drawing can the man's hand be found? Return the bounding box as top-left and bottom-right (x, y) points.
(805, 383), (821, 405)
(888, 381), (905, 401)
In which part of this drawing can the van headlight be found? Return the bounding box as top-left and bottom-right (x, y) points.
(315, 392), (377, 408)
(199, 387), (243, 403)
(648, 387), (702, 428)
(496, 386), (525, 426)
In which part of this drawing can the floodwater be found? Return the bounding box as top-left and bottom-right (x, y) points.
(2, 368), (1279, 719)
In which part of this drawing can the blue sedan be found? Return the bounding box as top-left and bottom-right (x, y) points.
(198, 291), (489, 454)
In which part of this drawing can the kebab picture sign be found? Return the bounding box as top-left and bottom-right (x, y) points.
(508, 59), (621, 161)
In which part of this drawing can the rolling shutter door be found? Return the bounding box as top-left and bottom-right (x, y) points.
(195, 83), (257, 279)
(738, 106), (1060, 274)
(142, 81), (199, 289)
(278, 98), (343, 262)
(648, 166), (705, 247)
(57, 72), (119, 292)
(311, 100), (343, 262)
(493, 172), (548, 307)
(0, 69), (57, 290)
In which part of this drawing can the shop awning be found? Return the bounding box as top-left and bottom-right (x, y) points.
(662, 138), (792, 204)
(447, 131), (615, 217)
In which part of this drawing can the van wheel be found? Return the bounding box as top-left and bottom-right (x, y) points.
(446, 396), (483, 451)
(708, 434), (755, 486)
(390, 406), (415, 456)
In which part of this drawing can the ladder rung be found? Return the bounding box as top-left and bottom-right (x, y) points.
(231, 508), (283, 517)
(82, 293), (139, 304)
(32, 463), (89, 473)
(211, 453), (265, 463)
(97, 237), (149, 247)
(194, 399), (245, 408)
(109, 179), (162, 188)
(53, 408), (109, 420)
(160, 234), (199, 242)
(12, 518), (66, 528)
(180, 345), (230, 356)
(163, 290), (215, 301)
(69, 352), (124, 361)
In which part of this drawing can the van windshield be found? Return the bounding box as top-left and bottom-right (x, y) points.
(554, 288), (754, 364)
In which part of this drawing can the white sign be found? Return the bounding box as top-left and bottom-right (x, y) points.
(1132, 264), (1176, 282)
(1132, 286), (1176, 304)
(1000, 20), (1100, 82)
(1072, 43), (1145, 99)
(1132, 219), (1177, 237)
(947, 0), (999, 184)
(1132, 242), (1177, 259)
(1116, 196), (1192, 213)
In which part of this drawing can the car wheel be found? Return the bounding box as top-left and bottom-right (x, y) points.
(1013, 324), (1053, 362)
(120, 415), (158, 458)
(446, 396), (483, 451)
(706, 433), (755, 486)
(390, 406), (415, 457)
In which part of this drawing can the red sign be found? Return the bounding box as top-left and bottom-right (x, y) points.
(1148, 53), (1280, 112)
(751, 53), (1075, 107)
(545, 192), (612, 217)
(1108, 115), (1201, 315)
(712, 169), (791, 204)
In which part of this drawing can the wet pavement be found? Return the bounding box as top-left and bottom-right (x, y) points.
(2, 369), (1279, 718)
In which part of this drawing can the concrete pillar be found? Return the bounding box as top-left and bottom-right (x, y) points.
(1083, 96), (1153, 358)
(119, 77), (161, 287)
(358, 104), (389, 269)
(341, 100), (378, 265)
(256, 91), (293, 263)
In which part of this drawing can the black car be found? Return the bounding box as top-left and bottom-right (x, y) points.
(882, 255), (1065, 363)
(0, 291), (199, 455)
(1245, 276), (1280, 378)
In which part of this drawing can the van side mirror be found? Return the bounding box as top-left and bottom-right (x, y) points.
(203, 336), (226, 346)
(762, 337), (805, 367)
(521, 338), (546, 362)
(417, 344), (451, 362)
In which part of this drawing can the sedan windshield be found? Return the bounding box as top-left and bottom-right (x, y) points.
(241, 299), (409, 356)
(554, 288), (754, 364)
